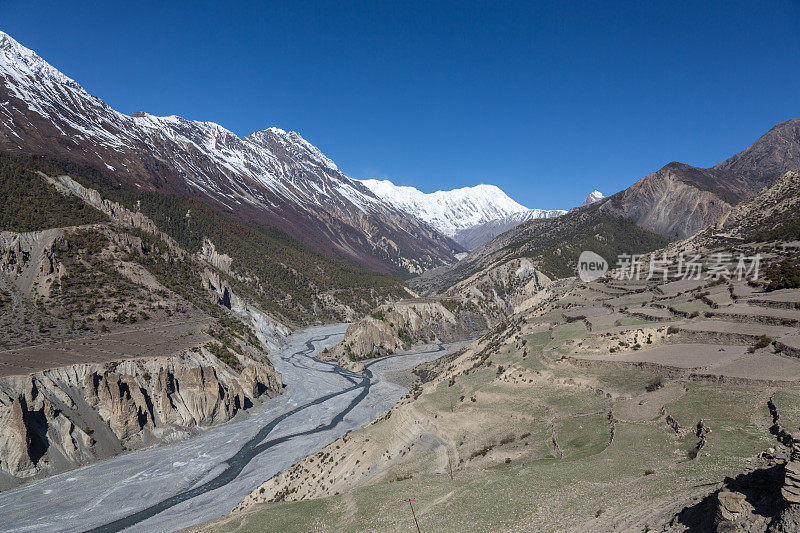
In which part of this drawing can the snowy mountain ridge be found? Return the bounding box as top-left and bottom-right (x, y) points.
(361, 179), (536, 236)
(359, 178), (603, 249)
(0, 30), (459, 274)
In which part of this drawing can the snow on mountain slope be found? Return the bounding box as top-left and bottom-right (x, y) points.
(0, 31), (459, 274)
(360, 179), (531, 236)
(451, 207), (567, 250)
(581, 190), (604, 206)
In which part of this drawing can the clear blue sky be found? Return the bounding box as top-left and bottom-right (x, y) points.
(2, 0), (798, 209)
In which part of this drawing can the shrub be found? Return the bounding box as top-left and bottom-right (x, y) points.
(470, 445), (494, 459)
(397, 327), (413, 346)
(646, 376), (664, 392)
(764, 255), (800, 291)
(755, 335), (773, 349)
(205, 342), (243, 372)
(499, 435), (516, 446)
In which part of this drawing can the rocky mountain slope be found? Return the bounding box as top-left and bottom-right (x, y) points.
(411, 202), (670, 296)
(0, 31), (459, 275)
(451, 207), (566, 250)
(409, 120), (799, 300)
(606, 119), (800, 239)
(452, 190), (604, 250)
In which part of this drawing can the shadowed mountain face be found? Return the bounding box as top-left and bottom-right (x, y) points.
(0, 31), (460, 275)
(607, 119), (800, 239)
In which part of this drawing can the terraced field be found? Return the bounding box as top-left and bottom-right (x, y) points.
(195, 271), (800, 532)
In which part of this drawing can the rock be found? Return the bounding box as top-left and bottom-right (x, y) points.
(0, 396), (38, 476)
(769, 502), (800, 532)
(323, 299), (488, 368)
(0, 348), (281, 483)
(782, 461), (800, 504)
(716, 490), (753, 522)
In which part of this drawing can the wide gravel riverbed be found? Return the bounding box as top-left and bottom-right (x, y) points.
(0, 324), (461, 532)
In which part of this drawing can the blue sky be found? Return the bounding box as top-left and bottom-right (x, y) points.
(2, 0), (798, 209)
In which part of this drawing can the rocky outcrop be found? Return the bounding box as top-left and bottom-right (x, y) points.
(322, 299), (486, 368)
(441, 258), (552, 316)
(783, 460), (800, 504)
(0, 228), (70, 297)
(198, 238), (233, 274)
(200, 269), (291, 352)
(44, 173), (186, 257)
(716, 490), (754, 523)
(0, 347), (281, 488)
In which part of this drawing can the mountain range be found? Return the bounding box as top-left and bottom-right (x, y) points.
(412, 119), (800, 296)
(604, 119), (800, 238)
(0, 31), (459, 276)
(1, 28), (799, 281)
(360, 179), (606, 249)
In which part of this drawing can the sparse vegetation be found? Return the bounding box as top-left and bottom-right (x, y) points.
(646, 376), (664, 392)
(764, 255), (800, 291)
(0, 153), (106, 231)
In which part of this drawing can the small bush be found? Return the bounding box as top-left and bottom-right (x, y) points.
(499, 435), (516, 446)
(755, 335), (773, 349)
(646, 376), (664, 392)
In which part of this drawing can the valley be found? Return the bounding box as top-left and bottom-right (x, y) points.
(0, 20), (798, 533)
(202, 249), (800, 532)
(0, 325), (467, 532)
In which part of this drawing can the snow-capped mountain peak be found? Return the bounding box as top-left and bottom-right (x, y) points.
(582, 190), (604, 206)
(359, 179), (529, 236)
(0, 31), (81, 89)
(0, 30), (459, 274)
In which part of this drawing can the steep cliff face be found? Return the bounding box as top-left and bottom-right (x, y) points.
(0, 348), (280, 487)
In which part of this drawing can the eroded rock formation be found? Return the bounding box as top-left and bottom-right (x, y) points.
(0, 347), (280, 487)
